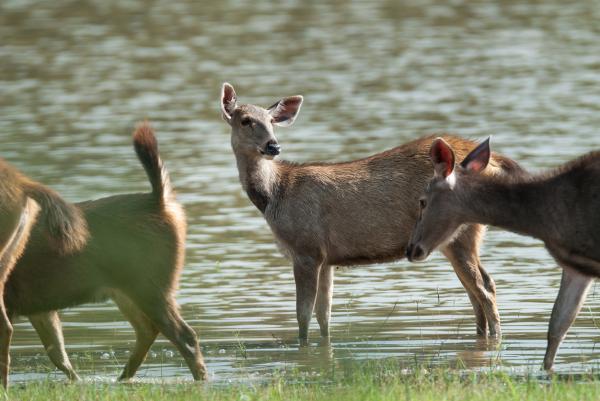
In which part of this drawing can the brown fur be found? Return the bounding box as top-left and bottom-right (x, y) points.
(4, 122), (206, 382)
(221, 83), (524, 340)
(0, 158), (89, 387)
(408, 138), (600, 371)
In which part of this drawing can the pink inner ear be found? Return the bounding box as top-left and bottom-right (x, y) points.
(221, 85), (237, 117)
(269, 96), (302, 124)
(467, 160), (485, 172)
(461, 137), (491, 172)
(431, 140), (455, 177)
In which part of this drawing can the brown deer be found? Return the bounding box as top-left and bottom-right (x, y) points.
(406, 137), (600, 370)
(220, 83), (524, 342)
(0, 159), (88, 387)
(4, 122), (207, 382)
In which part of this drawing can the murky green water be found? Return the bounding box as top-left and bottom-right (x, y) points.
(2, 0), (600, 383)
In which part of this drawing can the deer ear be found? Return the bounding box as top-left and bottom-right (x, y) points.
(460, 137), (491, 173)
(430, 138), (456, 180)
(268, 96), (303, 127)
(221, 83), (237, 123)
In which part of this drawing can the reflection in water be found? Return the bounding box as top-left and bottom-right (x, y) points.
(1, 0), (600, 383)
(455, 337), (502, 370)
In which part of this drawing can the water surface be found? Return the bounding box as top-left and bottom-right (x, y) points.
(2, 0), (600, 383)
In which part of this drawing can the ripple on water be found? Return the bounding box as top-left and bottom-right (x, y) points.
(2, 0), (600, 383)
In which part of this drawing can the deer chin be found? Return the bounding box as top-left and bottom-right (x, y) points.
(411, 250), (430, 262)
(258, 147), (278, 160)
(260, 152), (276, 160)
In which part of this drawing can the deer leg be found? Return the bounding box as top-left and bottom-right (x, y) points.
(293, 256), (323, 342)
(315, 264), (334, 338)
(134, 295), (207, 381)
(111, 291), (158, 381)
(0, 306), (12, 388)
(0, 199), (39, 387)
(442, 224), (500, 337)
(543, 265), (593, 371)
(29, 311), (79, 381)
(464, 289), (487, 336)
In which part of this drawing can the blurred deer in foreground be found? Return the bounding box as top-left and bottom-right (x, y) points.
(407, 137), (600, 370)
(221, 82), (524, 342)
(0, 159), (87, 387)
(5, 122), (207, 382)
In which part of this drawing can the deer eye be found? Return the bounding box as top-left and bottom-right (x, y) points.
(241, 117), (251, 126)
(419, 198), (427, 209)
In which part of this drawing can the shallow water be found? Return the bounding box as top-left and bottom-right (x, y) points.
(2, 0), (600, 383)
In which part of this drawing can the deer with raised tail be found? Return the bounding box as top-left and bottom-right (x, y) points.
(3, 122), (207, 383)
(0, 158), (88, 387)
(221, 82), (524, 342)
(406, 137), (600, 370)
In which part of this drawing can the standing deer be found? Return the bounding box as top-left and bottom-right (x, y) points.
(0, 159), (88, 387)
(220, 83), (524, 342)
(4, 122), (207, 382)
(406, 137), (600, 370)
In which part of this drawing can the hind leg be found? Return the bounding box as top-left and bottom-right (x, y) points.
(0, 306), (12, 388)
(315, 264), (334, 338)
(442, 224), (500, 337)
(110, 291), (159, 381)
(0, 198), (39, 387)
(28, 311), (79, 381)
(129, 292), (206, 381)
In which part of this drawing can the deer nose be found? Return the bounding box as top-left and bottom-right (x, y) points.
(406, 243), (424, 262)
(265, 140), (281, 156)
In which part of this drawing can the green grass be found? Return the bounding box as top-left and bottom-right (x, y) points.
(6, 360), (600, 401)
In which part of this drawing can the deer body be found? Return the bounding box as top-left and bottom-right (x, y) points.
(222, 83), (523, 340)
(4, 123), (207, 382)
(0, 159), (87, 387)
(249, 141), (472, 266)
(407, 138), (600, 370)
(7, 193), (179, 315)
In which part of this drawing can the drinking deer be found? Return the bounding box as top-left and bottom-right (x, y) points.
(4, 122), (207, 382)
(221, 82), (524, 342)
(0, 159), (88, 387)
(406, 137), (600, 370)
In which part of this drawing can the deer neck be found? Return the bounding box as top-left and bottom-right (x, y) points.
(459, 177), (548, 241)
(235, 152), (279, 214)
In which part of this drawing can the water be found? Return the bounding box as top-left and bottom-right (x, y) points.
(2, 0), (600, 383)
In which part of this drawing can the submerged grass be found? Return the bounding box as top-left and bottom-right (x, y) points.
(7, 359), (600, 401)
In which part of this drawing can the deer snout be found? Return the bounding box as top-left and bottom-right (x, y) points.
(264, 140), (281, 156)
(406, 243), (426, 262)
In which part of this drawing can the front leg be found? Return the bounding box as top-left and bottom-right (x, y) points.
(293, 256), (323, 342)
(442, 224), (500, 337)
(543, 265), (593, 370)
(315, 264), (334, 337)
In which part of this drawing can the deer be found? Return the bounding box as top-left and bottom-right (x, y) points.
(0, 158), (88, 387)
(406, 136), (600, 370)
(220, 82), (525, 343)
(3, 122), (207, 382)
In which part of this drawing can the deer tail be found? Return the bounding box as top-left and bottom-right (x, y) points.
(22, 182), (88, 254)
(133, 121), (173, 203)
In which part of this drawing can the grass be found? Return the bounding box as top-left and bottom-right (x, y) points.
(7, 359), (600, 401)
